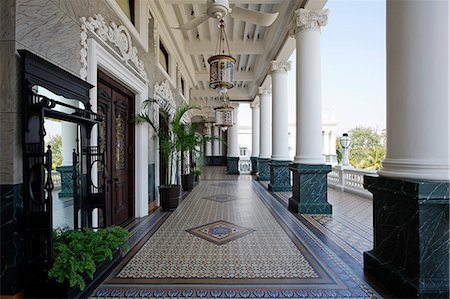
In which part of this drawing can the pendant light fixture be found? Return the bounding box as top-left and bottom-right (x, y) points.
(208, 19), (236, 96)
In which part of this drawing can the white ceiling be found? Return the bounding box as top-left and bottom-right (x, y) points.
(152, 0), (326, 119)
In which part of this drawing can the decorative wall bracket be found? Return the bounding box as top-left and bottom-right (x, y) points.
(80, 14), (148, 82)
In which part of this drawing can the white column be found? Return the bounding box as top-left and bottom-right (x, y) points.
(205, 123), (212, 156)
(250, 98), (260, 157)
(218, 128), (223, 156)
(259, 87), (272, 159)
(270, 60), (292, 161)
(60, 122), (77, 166)
(212, 125), (220, 156)
(329, 130), (336, 156)
(378, 0), (449, 181)
(227, 105), (240, 157)
(291, 8), (329, 164)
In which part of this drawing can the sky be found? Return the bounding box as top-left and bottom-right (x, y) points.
(239, 0), (386, 135)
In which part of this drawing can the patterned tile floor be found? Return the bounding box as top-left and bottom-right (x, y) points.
(91, 167), (392, 299)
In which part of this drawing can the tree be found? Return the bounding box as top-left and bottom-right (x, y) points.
(47, 134), (62, 170)
(343, 126), (386, 170)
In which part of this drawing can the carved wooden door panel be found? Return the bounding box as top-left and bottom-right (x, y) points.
(97, 71), (135, 226)
(111, 92), (131, 225)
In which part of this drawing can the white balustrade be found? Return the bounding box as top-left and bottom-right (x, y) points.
(238, 158), (252, 174)
(51, 170), (62, 189)
(327, 166), (377, 199)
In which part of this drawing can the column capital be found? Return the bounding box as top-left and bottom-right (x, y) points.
(270, 60), (292, 73)
(250, 97), (260, 108)
(258, 87), (272, 97)
(290, 8), (329, 36)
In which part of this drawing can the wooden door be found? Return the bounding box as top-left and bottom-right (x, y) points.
(97, 71), (135, 226)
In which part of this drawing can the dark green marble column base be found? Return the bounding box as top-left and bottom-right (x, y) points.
(250, 157), (258, 175)
(363, 176), (449, 298)
(288, 163), (332, 214)
(257, 158), (270, 181)
(227, 157), (240, 174)
(56, 165), (74, 198)
(269, 160), (291, 192)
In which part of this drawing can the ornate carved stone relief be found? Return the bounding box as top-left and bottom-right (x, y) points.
(270, 60), (292, 73)
(79, 14), (148, 82)
(290, 9), (329, 36)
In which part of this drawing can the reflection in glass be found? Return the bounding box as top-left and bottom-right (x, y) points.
(39, 86), (80, 230)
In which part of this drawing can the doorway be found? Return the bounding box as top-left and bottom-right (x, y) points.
(97, 70), (135, 225)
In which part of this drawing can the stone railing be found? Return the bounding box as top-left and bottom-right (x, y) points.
(327, 166), (377, 199)
(238, 158), (252, 174)
(51, 170), (62, 189)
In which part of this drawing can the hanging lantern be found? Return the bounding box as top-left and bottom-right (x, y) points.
(215, 106), (233, 127)
(208, 19), (236, 95)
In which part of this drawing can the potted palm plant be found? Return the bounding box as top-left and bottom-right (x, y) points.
(134, 100), (199, 210)
(174, 121), (204, 191)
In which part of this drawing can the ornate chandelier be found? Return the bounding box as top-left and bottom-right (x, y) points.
(208, 19), (236, 96)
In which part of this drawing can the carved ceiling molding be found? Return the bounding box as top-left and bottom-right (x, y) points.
(290, 8), (329, 36)
(79, 14), (148, 82)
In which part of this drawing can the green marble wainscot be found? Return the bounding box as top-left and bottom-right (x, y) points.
(269, 160), (292, 192)
(227, 157), (240, 175)
(363, 176), (449, 299)
(0, 184), (24, 295)
(288, 163), (332, 214)
(56, 165), (74, 198)
(250, 156), (258, 175)
(257, 158), (270, 181)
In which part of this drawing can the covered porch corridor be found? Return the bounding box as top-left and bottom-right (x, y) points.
(91, 166), (390, 298)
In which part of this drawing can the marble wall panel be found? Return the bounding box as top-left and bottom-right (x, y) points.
(0, 0), (16, 42)
(0, 112), (22, 185)
(50, 0), (89, 23)
(16, 0), (82, 76)
(0, 41), (21, 113)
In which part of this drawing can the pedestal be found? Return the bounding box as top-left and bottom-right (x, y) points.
(363, 176), (449, 298)
(288, 163), (332, 214)
(56, 165), (74, 198)
(227, 157), (239, 175)
(250, 157), (258, 175)
(257, 158), (270, 181)
(269, 160), (291, 192)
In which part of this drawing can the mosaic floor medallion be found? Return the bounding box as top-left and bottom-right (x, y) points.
(203, 194), (237, 203)
(186, 220), (255, 245)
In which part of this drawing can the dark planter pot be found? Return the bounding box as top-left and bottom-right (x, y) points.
(25, 250), (121, 298)
(181, 174), (195, 191)
(195, 174), (200, 182)
(159, 185), (181, 211)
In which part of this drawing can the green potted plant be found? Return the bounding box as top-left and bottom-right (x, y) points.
(46, 226), (129, 298)
(134, 100), (199, 208)
(193, 169), (202, 182)
(175, 122), (205, 191)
